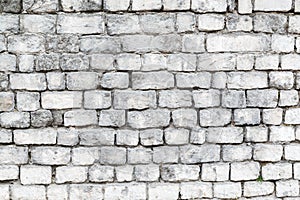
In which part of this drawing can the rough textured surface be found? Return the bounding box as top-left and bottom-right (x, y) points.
(0, 0), (299, 199)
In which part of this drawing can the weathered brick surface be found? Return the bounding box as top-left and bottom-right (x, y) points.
(0, 0), (300, 199)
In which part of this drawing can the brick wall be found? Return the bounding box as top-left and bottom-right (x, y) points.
(0, 0), (299, 199)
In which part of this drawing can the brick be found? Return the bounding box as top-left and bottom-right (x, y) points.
(163, 0), (190, 10)
(0, 146), (28, 164)
(18, 55), (34, 72)
(182, 34), (205, 52)
(282, 54), (300, 70)
(104, 183), (146, 200)
(8, 34), (45, 53)
(285, 108), (300, 124)
(56, 166), (87, 183)
(244, 182), (274, 197)
(0, 165), (19, 181)
(198, 14), (225, 31)
(58, 14), (104, 34)
(172, 108), (197, 128)
(153, 146), (179, 164)
(140, 129), (164, 146)
(47, 185), (68, 200)
(89, 164), (114, 182)
(0, 92), (14, 111)
(176, 13), (196, 33)
(285, 144), (300, 161)
(0, 15), (19, 33)
(23, 0), (58, 13)
(199, 108), (231, 127)
(289, 16), (300, 33)
(238, 0), (252, 13)
(72, 147), (99, 165)
(22, 15), (56, 33)
(0, 185), (9, 200)
(191, 0), (227, 12)
(104, 0), (130, 11)
(254, 0), (292, 11)
(176, 72), (211, 88)
(114, 90), (156, 110)
(193, 89), (220, 108)
(21, 165), (52, 185)
(84, 91), (111, 109)
(255, 54), (279, 70)
(254, 14), (287, 33)
(0, 129), (12, 143)
(247, 89), (278, 108)
(14, 128), (56, 145)
(57, 128), (79, 146)
(116, 130), (139, 146)
(246, 127), (268, 142)
(0, 53), (16, 72)
(212, 72), (227, 88)
(135, 164), (159, 182)
(230, 161), (260, 181)
(0, 112), (30, 128)
(128, 147), (152, 164)
(207, 34), (270, 52)
(180, 182), (213, 199)
(90, 54), (114, 70)
(79, 128), (115, 146)
(132, 0), (162, 10)
(223, 144), (252, 161)
(61, 0), (102, 11)
(226, 14), (252, 32)
(46, 72), (65, 90)
(279, 90), (299, 106)
(31, 147), (70, 165)
(164, 127), (189, 145)
(263, 108), (283, 125)
(10, 73), (46, 91)
(272, 34), (294, 53)
(253, 144), (283, 162)
(140, 13), (175, 34)
(167, 54), (197, 71)
(100, 147), (126, 165)
(148, 183), (179, 200)
(207, 127), (243, 144)
(161, 165), (200, 181)
(107, 14), (141, 35)
(214, 182), (242, 199)
(115, 165), (133, 182)
(64, 110), (98, 126)
(67, 72), (98, 90)
(116, 54), (141, 71)
(262, 163), (292, 180)
(190, 127), (206, 144)
(141, 53), (167, 71)
(16, 92), (39, 111)
(276, 180), (299, 197)
(234, 108), (260, 125)
(11, 186), (46, 200)
(228, 72), (268, 89)
(132, 71), (174, 89)
(1, 0), (20, 13)
(31, 110), (53, 128)
(42, 91), (82, 109)
(222, 90), (246, 108)
(101, 72), (129, 89)
(69, 184), (103, 200)
(159, 90), (192, 108)
(99, 110), (125, 127)
(80, 36), (121, 53)
(128, 109), (170, 129)
(201, 163), (229, 181)
(46, 34), (79, 53)
(180, 144), (220, 163)
(60, 53), (88, 71)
